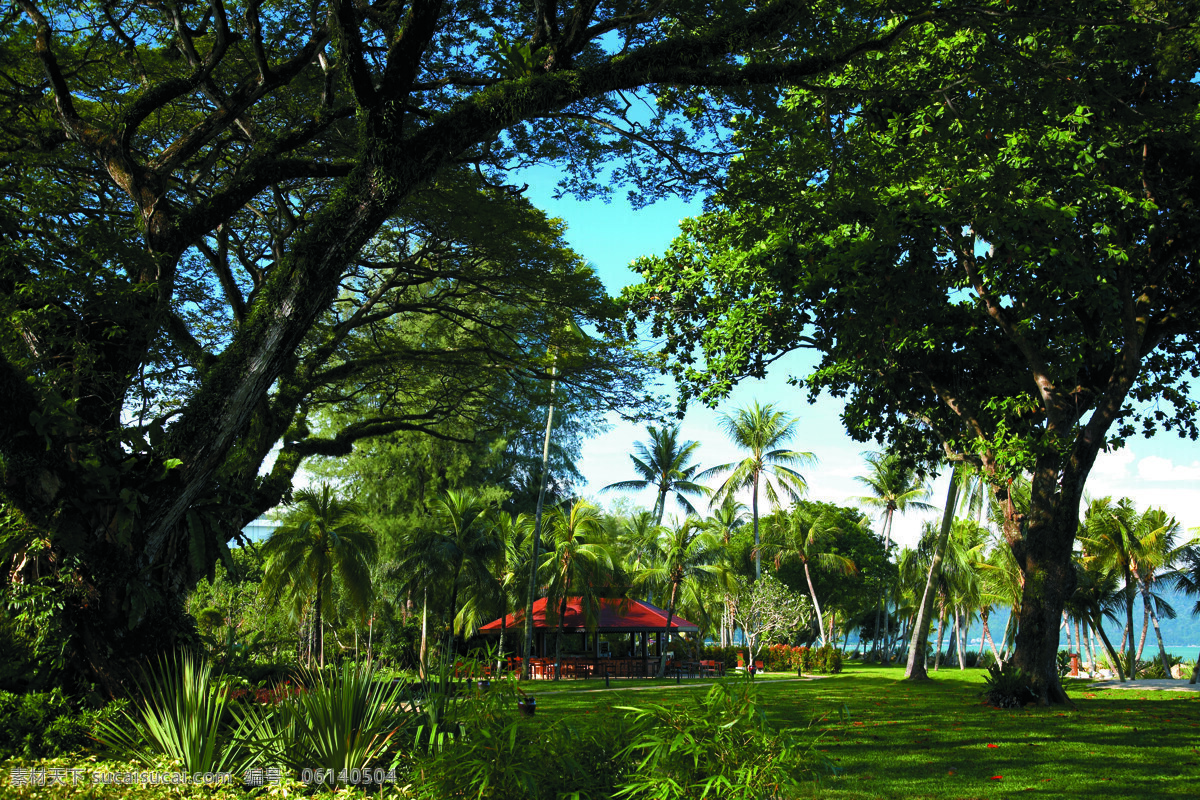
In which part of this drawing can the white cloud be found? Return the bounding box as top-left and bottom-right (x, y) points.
(1090, 447), (1136, 481)
(1137, 455), (1200, 483)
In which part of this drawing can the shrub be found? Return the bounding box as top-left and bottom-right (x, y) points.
(0, 689), (120, 758)
(234, 659), (409, 785)
(978, 650), (997, 670)
(982, 664), (1036, 709)
(613, 680), (825, 799)
(94, 650), (247, 775)
(961, 650), (980, 668)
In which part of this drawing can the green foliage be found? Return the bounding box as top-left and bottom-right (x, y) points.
(93, 651), (245, 774)
(233, 660), (407, 785)
(982, 664), (1036, 710)
(0, 689), (120, 758)
(407, 688), (632, 799)
(614, 680), (824, 799)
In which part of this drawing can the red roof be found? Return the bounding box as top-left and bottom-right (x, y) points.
(478, 597), (698, 634)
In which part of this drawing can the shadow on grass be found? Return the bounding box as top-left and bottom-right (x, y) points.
(533, 663), (1200, 799)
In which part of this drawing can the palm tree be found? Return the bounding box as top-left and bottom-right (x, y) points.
(700, 402), (816, 580)
(703, 495), (746, 646)
(262, 483), (378, 668)
(616, 511), (666, 599)
(1169, 539), (1200, 683)
(540, 499), (612, 679)
(416, 489), (501, 659)
(1066, 556), (1128, 681)
(853, 451), (933, 663)
(454, 510), (531, 671)
(634, 519), (730, 676)
(1079, 497), (1176, 680)
(759, 506), (856, 645)
(603, 424), (709, 525)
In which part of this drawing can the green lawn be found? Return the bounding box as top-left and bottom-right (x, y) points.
(533, 663), (1200, 799)
(4, 665), (1197, 798)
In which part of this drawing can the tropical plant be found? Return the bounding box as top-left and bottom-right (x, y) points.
(1080, 498), (1186, 681)
(234, 659), (408, 785)
(759, 507), (856, 646)
(603, 425), (709, 525)
(540, 499), (612, 679)
(95, 651), (245, 774)
(261, 483), (378, 668)
(614, 679), (825, 799)
(632, 519), (731, 677)
(853, 451), (933, 663)
(700, 402), (816, 580)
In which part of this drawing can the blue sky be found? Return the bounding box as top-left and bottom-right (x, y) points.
(517, 168), (1200, 551)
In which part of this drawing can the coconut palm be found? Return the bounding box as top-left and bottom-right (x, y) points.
(1170, 539), (1200, 683)
(759, 506), (856, 645)
(455, 510), (531, 670)
(703, 496), (746, 646)
(853, 451), (934, 663)
(1079, 497), (1180, 680)
(414, 489), (501, 659)
(262, 483), (378, 668)
(603, 424), (709, 525)
(1066, 556), (1129, 681)
(634, 519), (731, 676)
(540, 499), (612, 679)
(700, 402), (816, 580)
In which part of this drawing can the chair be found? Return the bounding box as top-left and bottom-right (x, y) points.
(699, 659), (717, 677)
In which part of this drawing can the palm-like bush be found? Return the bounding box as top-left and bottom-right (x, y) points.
(234, 660), (408, 784)
(95, 650), (246, 774)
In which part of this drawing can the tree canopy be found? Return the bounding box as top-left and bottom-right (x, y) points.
(627, 3), (1200, 702)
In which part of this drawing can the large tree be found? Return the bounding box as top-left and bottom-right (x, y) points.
(0, 0), (947, 690)
(629, 4), (1200, 703)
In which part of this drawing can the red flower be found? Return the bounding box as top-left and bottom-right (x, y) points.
(990, 776), (1003, 781)
(986, 743), (998, 748)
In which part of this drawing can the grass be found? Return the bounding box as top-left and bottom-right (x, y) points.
(3, 663), (1198, 798)
(535, 662), (1200, 799)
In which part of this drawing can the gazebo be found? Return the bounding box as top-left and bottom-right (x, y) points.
(476, 597), (699, 678)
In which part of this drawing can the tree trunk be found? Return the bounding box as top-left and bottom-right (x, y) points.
(419, 588), (428, 680)
(871, 509), (894, 663)
(657, 581), (679, 678)
(954, 611), (966, 670)
(752, 471), (762, 581)
(1091, 615), (1125, 681)
(1122, 576), (1137, 681)
(1143, 583), (1172, 679)
(981, 609), (1001, 666)
(803, 561), (827, 646)
(521, 366), (557, 679)
(934, 606), (947, 670)
(1008, 473), (1081, 704)
(1135, 601), (1150, 664)
(554, 594), (568, 680)
(905, 472), (959, 680)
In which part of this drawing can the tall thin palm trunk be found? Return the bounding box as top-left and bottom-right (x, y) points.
(904, 472), (959, 680)
(803, 562), (827, 646)
(1143, 584), (1173, 679)
(871, 509), (894, 662)
(522, 364), (557, 680)
(954, 611), (966, 670)
(752, 471), (761, 580)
